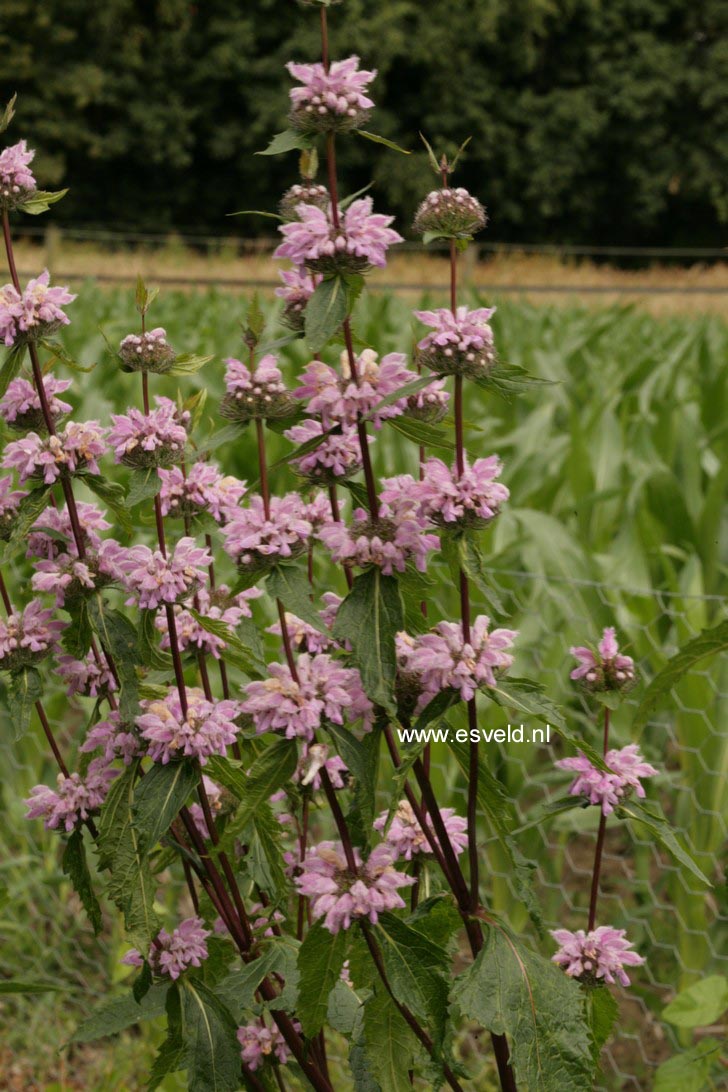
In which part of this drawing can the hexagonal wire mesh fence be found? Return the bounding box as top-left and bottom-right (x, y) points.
(1, 565), (725, 1089)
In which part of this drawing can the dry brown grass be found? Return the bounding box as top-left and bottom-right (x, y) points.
(7, 236), (728, 318)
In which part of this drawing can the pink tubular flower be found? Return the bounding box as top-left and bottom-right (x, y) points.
(274, 197), (402, 275)
(136, 687), (241, 765)
(2, 421), (107, 484)
(318, 501), (439, 575)
(24, 758), (117, 832)
(27, 502), (110, 560)
(118, 328), (176, 373)
(285, 418), (367, 484)
(221, 493), (312, 574)
(188, 776), (224, 840)
(238, 1019), (295, 1071)
(81, 710), (144, 766)
(294, 841), (414, 933)
(108, 396), (189, 468)
(415, 305), (496, 378)
(383, 455), (508, 529)
(374, 800), (467, 861)
(275, 265), (321, 331)
(555, 744), (658, 816)
(0, 140), (37, 206)
(122, 536), (210, 610)
(551, 926), (645, 987)
(221, 354), (295, 423)
(155, 584), (261, 659)
(295, 349), (417, 429)
(0, 271), (76, 346)
(32, 538), (128, 606)
(122, 917), (210, 981)
(158, 462), (246, 523)
(0, 376), (72, 430)
(241, 653), (373, 742)
(570, 627), (636, 692)
(0, 475), (26, 539)
(398, 616), (517, 710)
(0, 600), (65, 672)
(57, 651), (117, 698)
(287, 56), (376, 133)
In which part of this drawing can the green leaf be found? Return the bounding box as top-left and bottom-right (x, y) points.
(245, 803), (289, 903)
(375, 913), (449, 1036)
(40, 337), (95, 373)
(126, 468), (162, 508)
(305, 275), (349, 352)
(88, 597), (140, 721)
(333, 568), (403, 710)
(633, 618), (728, 731)
(5, 665), (42, 741)
(187, 609), (266, 677)
(132, 760), (200, 854)
(83, 474), (133, 535)
(166, 352), (213, 376)
(97, 763), (161, 950)
(419, 132), (442, 174)
(266, 563), (328, 634)
(256, 129), (313, 156)
(473, 362), (552, 402)
(138, 608), (172, 671)
(653, 1040), (722, 1092)
(71, 985), (169, 1042)
(0, 93), (16, 133)
(62, 600), (93, 659)
(588, 987), (619, 1058)
(451, 921), (595, 1091)
(62, 829), (103, 935)
(616, 799), (712, 886)
(326, 721), (381, 847)
(228, 208), (284, 221)
(18, 188), (68, 215)
(213, 947), (282, 1020)
(388, 415), (452, 451)
(183, 980), (243, 1092)
(361, 989), (417, 1092)
(0, 484), (51, 563)
(0, 979), (62, 994)
(355, 129), (410, 155)
(662, 975), (728, 1028)
(208, 739), (298, 855)
(296, 920), (349, 1036)
(0, 341), (26, 397)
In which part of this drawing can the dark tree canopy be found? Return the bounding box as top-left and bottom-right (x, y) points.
(1, 0), (726, 244)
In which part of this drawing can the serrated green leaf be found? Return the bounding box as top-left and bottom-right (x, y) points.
(452, 922), (595, 1091)
(361, 989), (417, 1092)
(296, 920), (349, 1036)
(166, 352), (213, 377)
(183, 981), (242, 1092)
(375, 913), (450, 1037)
(333, 568), (403, 710)
(355, 129), (410, 155)
(616, 799), (712, 886)
(305, 275), (349, 352)
(213, 947), (282, 1020)
(388, 415), (452, 450)
(126, 468), (162, 508)
(5, 665), (42, 741)
(71, 984), (169, 1042)
(83, 474), (133, 535)
(62, 829), (103, 935)
(0, 341), (26, 397)
(633, 618), (728, 731)
(187, 609), (266, 677)
(0, 484), (51, 563)
(588, 987), (619, 1059)
(208, 739), (297, 857)
(266, 563), (327, 634)
(88, 597), (140, 721)
(256, 129), (313, 156)
(132, 760), (200, 854)
(326, 721), (381, 847)
(245, 803), (289, 902)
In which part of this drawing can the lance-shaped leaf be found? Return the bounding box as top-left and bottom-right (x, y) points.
(18, 188), (68, 215)
(0, 340), (26, 397)
(296, 920), (349, 1036)
(0, 483), (51, 562)
(132, 760), (200, 855)
(71, 984), (170, 1042)
(451, 920), (595, 1091)
(88, 597), (140, 721)
(588, 988), (619, 1060)
(375, 912), (450, 1038)
(0, 979), (62, 995)
(333, 567), (403, 710)
(166, 353), (213, 376)
(187, 609), (266, 677)
(62, 829), (103, 935)
(5, 665), (42, 741)
(126, 468), (162, 508)
(182, 981), (242, 1092)
(633, 618), (728, 731)
(256, 129), (313, 156)
(207, 739), (298, 855)
(83, 474), (133, 534)
(361, 988), (418, 1092)
(305, 275), (349, 352)
(615, 799), (712, 886)
(327, 720), (381, 847)
(266, 563), (328, 633)
(355, 129), (411, 154)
